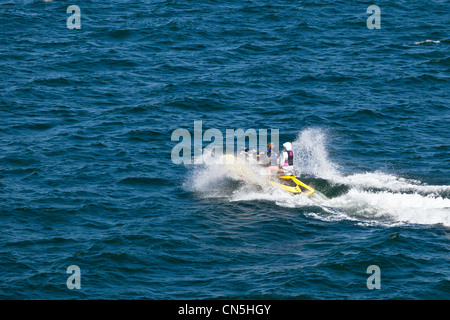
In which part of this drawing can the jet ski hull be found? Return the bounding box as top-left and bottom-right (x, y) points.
(272, 175), (315, 196)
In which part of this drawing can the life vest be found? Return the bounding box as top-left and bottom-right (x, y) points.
(284, 151), (293, 166)
(267, 149), (277, 166)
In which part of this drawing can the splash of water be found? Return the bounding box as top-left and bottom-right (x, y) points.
(185, 127), (450, 227)
(292, 128), (341, 179)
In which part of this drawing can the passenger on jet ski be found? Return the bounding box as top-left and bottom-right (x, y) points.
(256, 142), (279, 175)
(267, 142), (280, 174)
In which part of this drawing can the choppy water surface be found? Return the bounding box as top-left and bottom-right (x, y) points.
(0, 0), (449, 299)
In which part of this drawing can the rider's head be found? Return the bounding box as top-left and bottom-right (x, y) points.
(283, 142), (292, 151)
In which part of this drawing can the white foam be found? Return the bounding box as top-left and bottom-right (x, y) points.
(413, 39), (441, 45)
(185, 127), (450, 227)
(326, 189), (450, 227)
(339, 171), (450, 194)
(230, 184), (315, 208)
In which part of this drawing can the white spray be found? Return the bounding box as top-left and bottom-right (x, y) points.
(185, 128), (450, 227)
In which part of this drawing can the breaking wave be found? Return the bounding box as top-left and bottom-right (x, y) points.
(413, 39), (441, 45)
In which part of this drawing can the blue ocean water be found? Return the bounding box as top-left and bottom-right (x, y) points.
(0, 0), (449, 299)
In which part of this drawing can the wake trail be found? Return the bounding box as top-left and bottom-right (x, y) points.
(185, 127), (450, 227)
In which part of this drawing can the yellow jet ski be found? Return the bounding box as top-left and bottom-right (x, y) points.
(222, 154), (315, 196)
(272, 175), (315, 196)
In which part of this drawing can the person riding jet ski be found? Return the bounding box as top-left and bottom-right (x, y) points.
(255, 143), (279, 174)
(278, 142), (294, 174)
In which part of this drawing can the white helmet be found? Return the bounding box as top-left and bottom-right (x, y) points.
(283, 142), (292, 151)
